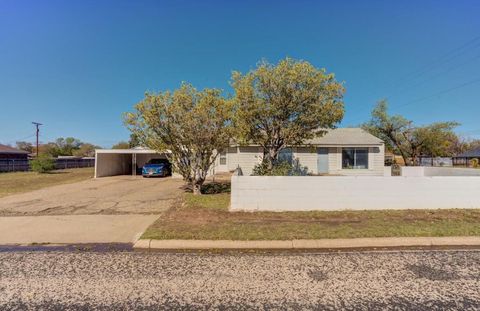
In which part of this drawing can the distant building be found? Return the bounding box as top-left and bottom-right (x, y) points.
(0, 144), (29, 160)
(453, 147), (480, 167)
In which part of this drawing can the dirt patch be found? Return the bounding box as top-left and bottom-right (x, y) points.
(307, 269), (329, 282)
(0, 168), (94, 198)
(407, 264), (460, 281)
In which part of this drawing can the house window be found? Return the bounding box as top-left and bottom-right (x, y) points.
(219, 151), (227, 165)
(342, 148), (368, 169)
(278, 148), (293, 164)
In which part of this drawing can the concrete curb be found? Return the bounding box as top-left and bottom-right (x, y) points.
(133, 236), (480, 250)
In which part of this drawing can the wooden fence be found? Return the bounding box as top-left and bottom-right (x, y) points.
(0, 158), (95, 173)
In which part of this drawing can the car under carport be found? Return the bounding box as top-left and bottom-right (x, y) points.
(94, 148), (171, 178)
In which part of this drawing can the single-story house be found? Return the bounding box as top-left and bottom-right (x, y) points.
(94, 128), (385, 178)
(0, 144), (29, 160)
(453, 147), (480, 167)
(212, 128), (385, 176)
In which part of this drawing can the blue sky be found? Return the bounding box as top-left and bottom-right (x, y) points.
(1, 0), (480, 147)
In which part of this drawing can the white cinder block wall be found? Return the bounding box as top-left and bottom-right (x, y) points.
(231, 175), (480, 211)
(402, 167), (480, 177)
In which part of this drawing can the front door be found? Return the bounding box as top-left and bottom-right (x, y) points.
(317, 148), (329, 174)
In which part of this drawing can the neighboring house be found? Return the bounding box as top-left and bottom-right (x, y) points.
(0, 144), (30, 172)
(0, 144), (29, 160)
(453, 147), (480, 167)
(212, 128), (385, 176)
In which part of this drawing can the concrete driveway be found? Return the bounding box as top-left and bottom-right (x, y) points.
(0, 176), (184, 216)
(0, 215), (159, 244)
(0, 176), (185, 244)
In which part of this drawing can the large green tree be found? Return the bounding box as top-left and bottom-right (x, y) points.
(73, 143), (100, 157)
(41, 137), (83, 157)
(111, 141), (130, 149)
(125, 83), (233, 195)
(231, 58), (345, 170)
(15, 141), (33, 153)
(111, 134), (141, 149)
(448, 136), (480, 156)
(363, 100), (459, 165)
(413, 123), (459, 158)
(129, 133), (141, 148)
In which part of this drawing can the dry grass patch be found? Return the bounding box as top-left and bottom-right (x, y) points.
(0, 168), (94, 198)
(142, 180), (480, 240)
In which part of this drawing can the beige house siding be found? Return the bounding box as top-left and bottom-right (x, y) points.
(328, 147), (338, 174)
(226, 147), (239, 171)
(212, 147), (238, 174)
(293, 147), (317, 174)
(233, 146), (263, 176)
(215, 143), (384, 176)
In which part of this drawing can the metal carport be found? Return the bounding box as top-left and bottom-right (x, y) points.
(94, 148), (170, 178)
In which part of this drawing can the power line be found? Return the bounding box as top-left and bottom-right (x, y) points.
(345, 76), (480, 126)
(459, 128), (480, 134)
(384, 51), (480, 101)
(355, 34), (480, 114)
(376, 34), (480, 97)
(4, 133), (36, 145)
(389, 39), (480, 89)
(390, 76), (480, 110)
(343, 35), (480, 128)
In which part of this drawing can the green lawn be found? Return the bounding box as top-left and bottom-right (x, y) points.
(142, 181), (480, 240)
(0, 167), (94, 198)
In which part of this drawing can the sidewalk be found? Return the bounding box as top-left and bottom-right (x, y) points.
(134, 236), (480, 250)
(0, 215), (159, 245)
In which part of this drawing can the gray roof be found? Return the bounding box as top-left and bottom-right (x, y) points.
(0, 144), (29, 154)
(306, 128), (383, 145)
(456, 147), (480, 158)
(230, 128), (383, 146)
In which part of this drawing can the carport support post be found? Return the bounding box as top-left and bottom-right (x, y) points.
(132, 153), (137, 176)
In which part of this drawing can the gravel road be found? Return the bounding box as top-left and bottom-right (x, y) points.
(1, 249), (479, 310)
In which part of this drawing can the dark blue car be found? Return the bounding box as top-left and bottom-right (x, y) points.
(142, 159), (172, 177)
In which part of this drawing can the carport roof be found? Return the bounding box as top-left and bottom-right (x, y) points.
(95, 148), (170, 154)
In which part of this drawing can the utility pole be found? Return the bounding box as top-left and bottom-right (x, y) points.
(32, 122), (42, 157)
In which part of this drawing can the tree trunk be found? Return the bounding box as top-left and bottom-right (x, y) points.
(192, 167), (205, 195)
(266, 146), (280, 170)
(411, 154), (418, 167)
(266, 154), (274, 170)
(192, 182), (202, 195)
(399, 153), (410, 166)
